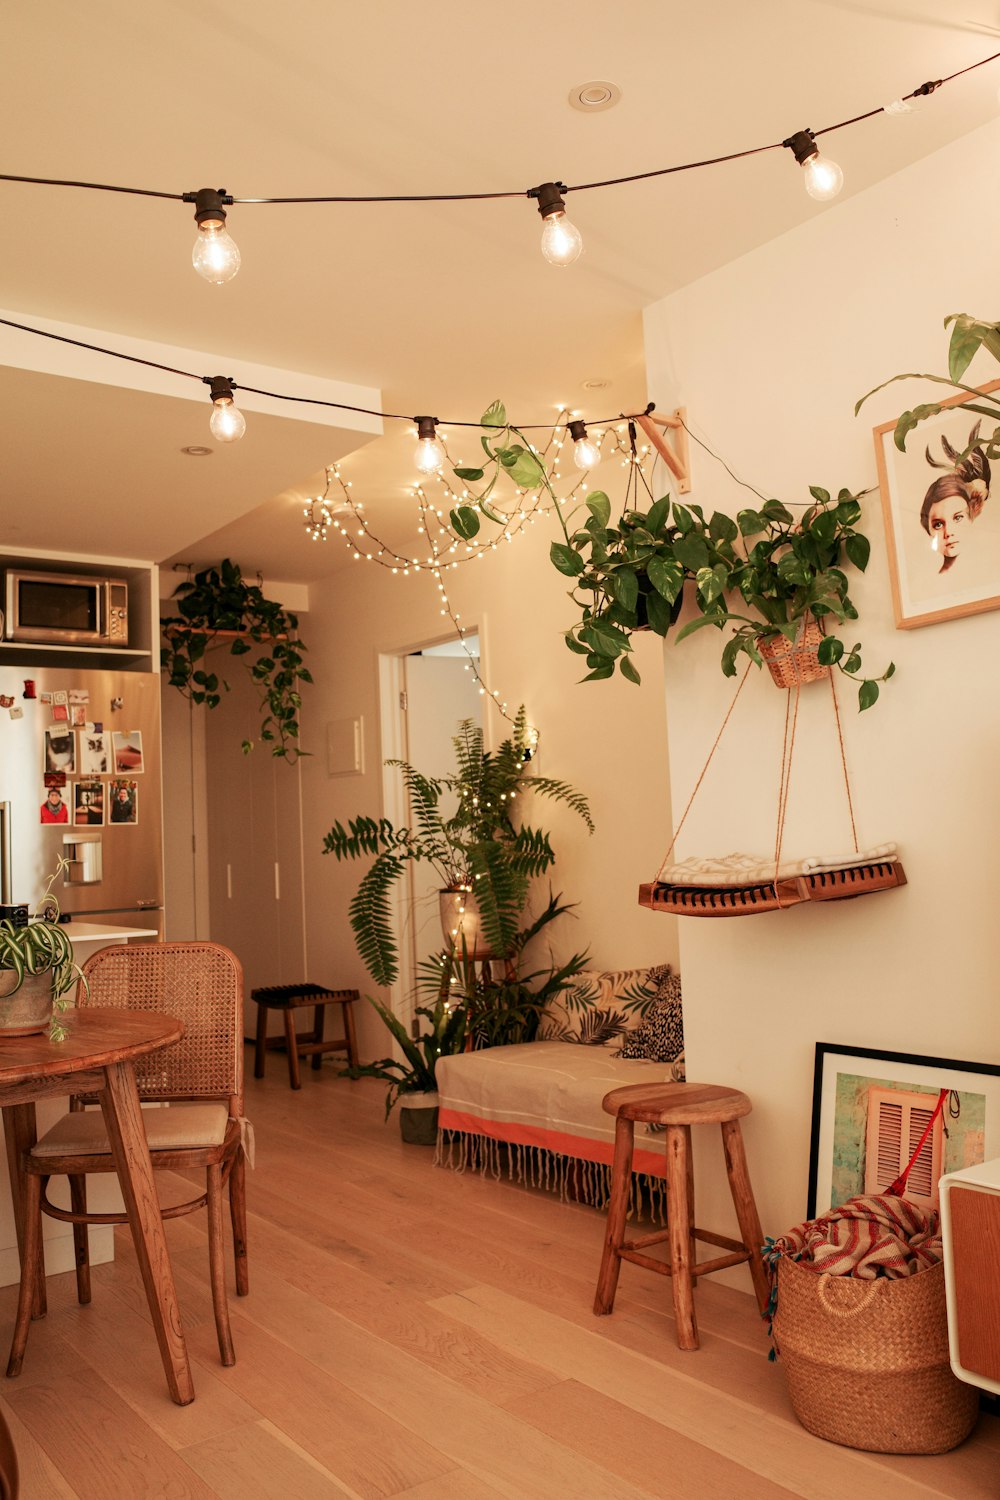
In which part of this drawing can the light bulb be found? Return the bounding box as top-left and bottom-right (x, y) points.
(568, 418), (600, 471)
(531, 181), (583, 267)
(783, 130), (843, 204)
(206, 377), (246, 443)
(414, 415), (445, 473)
(209, 398), (246, 443)
(801, 153), (843, 202)
(193, 221), (241, 284)
(540, 211), (583, 267)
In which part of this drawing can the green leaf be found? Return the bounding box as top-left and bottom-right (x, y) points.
(845, 533), (870, 572)
(843, 653), (861, 674)
(646, 496), (671, 534)
(709, 511), (739, 545)
(450, 506), (480, 540)
(945, 314), (993, 383)
(673, 534), (710, 572)
(884, 661), (896, 680)
(563, 632), (590, 655)
(836, 498), (862, 526)
(761, 500), (794, 525)
(586, 492), (611, 528)
(696, 566), (724, 605)
(481, 399), (506, 428)
(808, 486), (831, 504)
(776, 553), (811, 587)
(858, 680), (879, 712)
(644, 592), (672, 636)
(809, 509), (838, 545)
(611, 568), (638, 613)
(817, 636), (844, 666)
(581, 663), (614, 682)
(619, 656), (642, 685)
(508, 448), (546, 489)
(646, 556), (683, 602)
(454, 466), (485, 482)
(672, 503), (694, 535)
(550, 542), (584, 577)
(737, 509), (765, 537)
(581, 620), (630, 658)
(894, 403), (944, 451)
(674, 612), (724, 643)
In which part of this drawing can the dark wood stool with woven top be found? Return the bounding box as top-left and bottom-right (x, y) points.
(252, 983), (360, 1090)
(594, 1081), (770, 1350)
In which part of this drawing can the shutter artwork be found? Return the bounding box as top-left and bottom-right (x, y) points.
(864, 1087), (944, 1209)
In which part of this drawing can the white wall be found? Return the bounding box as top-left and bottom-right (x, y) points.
(643, 116), (1000, 1244)
(300, 473), (679, 1061)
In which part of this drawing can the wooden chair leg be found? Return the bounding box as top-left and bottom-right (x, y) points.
(594, 1114), (634, 1315)
(283, 1010), (301, 1090)
(207, 1163), (235, 1367)
(69, 1174), (92, 1305)
(311, 1004), (325, 1070)
(722, 1119), (770, 1316)
(342, 1000), (359, 1071)
(229, 1150), (249, 1297)
(7, 1170), (43, 1378)
(253, 1002), (268, 1080)
(665, 1124), (698, 1350)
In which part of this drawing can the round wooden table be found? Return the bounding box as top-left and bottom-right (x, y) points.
(0, 1008), (194, 1405)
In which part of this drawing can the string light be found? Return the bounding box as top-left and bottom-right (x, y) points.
(568, 419), (600, 471)
(414, 415), (446, 474)
(205, 375), (246, 442)
(184, 189), (240, 284)
(782, 130), (843, 202)
(530, 182), (583, 266)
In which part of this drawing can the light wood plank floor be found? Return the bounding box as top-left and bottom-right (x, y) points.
(0, 1051), (996, 1499)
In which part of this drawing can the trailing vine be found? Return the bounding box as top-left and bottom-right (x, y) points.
(161, 559), (312, 761)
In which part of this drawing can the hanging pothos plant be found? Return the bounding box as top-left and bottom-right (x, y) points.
(161, 559), (311, 761)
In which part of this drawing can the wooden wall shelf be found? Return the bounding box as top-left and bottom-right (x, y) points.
(638, 860), (907, 918)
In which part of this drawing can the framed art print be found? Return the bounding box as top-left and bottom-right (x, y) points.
(807, 1042), (1000, 1218)
(874, 379), (1000, 629)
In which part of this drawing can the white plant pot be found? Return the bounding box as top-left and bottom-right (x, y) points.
(398, 1089), (439, 1145)
(438, 889), (494, 960)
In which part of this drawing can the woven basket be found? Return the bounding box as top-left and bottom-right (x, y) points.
(773, 1256), (978, 1454)
(757, 616), (828, 689)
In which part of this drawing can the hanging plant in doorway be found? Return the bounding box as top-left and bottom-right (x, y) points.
(161, 559), (312, 761)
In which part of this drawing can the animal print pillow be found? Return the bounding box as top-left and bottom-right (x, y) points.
(537, 964), (674, 1046)
(615, 972), (684, 1063)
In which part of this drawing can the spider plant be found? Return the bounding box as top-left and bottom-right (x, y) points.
(0, 862), (87, 1039)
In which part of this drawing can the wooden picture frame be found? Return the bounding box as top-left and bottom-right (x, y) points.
(873, 379), (1000, 629)
(807, 1043), (1000, 1219)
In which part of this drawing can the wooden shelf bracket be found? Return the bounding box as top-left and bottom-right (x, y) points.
(634, 407), (691, 495)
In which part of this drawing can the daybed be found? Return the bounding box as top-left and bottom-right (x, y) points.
(436, 964), (683, 1212)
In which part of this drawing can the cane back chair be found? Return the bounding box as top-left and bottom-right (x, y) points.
(6, 941), (249, 1379)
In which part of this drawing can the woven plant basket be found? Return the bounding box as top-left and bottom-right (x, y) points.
(773, 1256), (978, 1454)
(757, 616), (828, 689)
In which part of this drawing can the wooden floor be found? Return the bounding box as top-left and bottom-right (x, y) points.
(0, 1051), (997, 1498)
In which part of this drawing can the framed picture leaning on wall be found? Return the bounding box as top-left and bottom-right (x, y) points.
(807, 1042), (1000, 1219)
(874, 379), (1000, 629)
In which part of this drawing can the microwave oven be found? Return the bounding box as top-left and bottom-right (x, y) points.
(3, 570), (129, 647)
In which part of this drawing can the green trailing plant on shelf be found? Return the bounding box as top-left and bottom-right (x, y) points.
(551, 488), (895, 710)
(322, 707), (593, 988)
(856, 312), (1000, 458)
(0, 862), (87, 1041)
(160, 559), (312, 761)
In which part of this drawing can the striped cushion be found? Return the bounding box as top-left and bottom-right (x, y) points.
(31, 1102), (231, 1157)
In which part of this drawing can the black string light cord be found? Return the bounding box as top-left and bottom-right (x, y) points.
(1, 49), (997, 207)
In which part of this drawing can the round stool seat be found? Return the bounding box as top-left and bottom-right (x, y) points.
(601, 1081), (752, 1127)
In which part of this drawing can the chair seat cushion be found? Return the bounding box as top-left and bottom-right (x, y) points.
(31, 1102), (232, 1157)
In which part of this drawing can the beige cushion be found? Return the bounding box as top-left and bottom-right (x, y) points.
(536, 964), (675, 1045)
(31, 1102), (231, 1157)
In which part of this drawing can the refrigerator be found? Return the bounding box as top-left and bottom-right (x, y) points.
(0, 666), (163, 931)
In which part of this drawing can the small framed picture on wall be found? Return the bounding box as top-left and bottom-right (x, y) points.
(873, 379), (1000, 629)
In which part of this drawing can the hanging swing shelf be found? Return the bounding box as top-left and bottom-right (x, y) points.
(638, 858), (907, 919)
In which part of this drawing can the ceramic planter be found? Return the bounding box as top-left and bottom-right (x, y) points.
(438, 890), (494, 960)
(0, 969), (56, 1036)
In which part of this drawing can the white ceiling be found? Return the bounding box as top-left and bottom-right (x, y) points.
(1, 0), (999, 583)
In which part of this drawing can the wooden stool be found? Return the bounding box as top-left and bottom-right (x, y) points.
(594, 1081), (770, 1350)
(252, 984), (360, 1090)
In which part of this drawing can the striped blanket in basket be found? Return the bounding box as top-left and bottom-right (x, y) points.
(767, 1194), (943, 1280)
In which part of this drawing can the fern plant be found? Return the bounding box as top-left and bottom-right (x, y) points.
(322, 708), (593, 988)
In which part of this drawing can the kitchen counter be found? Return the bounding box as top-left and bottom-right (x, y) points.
(63, 922), (160, 968)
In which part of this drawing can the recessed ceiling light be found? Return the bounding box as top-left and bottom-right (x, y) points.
(569, 81), (622, 113)
(582, 378), (610, 390)
(181, 445), (213, 457)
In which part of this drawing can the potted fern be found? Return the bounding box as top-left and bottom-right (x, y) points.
(322, 708), (593, 988)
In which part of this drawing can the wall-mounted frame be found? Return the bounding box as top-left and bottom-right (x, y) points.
(873, 379), (1000, 629)
(808, 1042), (1000, 1219)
